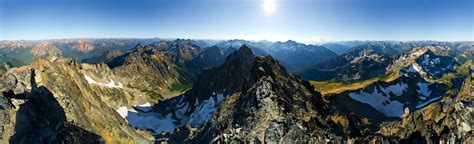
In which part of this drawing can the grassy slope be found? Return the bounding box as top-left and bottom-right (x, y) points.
(310, 60), (472, 96)
(309, 72), (400, 96)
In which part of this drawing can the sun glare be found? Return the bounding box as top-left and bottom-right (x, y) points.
(262, 0), (276, 14)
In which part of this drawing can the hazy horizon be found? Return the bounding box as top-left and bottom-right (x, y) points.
(1, 0), (473, 42)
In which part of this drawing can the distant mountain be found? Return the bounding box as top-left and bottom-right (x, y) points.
(144, 39), (202, 64)
(296, 43), (393, 82)
(215, 39), (270, 56)
(266, 40), (337, 70)
(30, 42), (62, 57)
(106, 42), (198, 97)
(81, 50), (123, 64)
(0, 38), (162, 67)
(347, 42), (401, 55)
(387, 46), (459, 79)
(321, 43), (352, 55)
(215, 39), (337, 70)
(185, 46), (236, 73)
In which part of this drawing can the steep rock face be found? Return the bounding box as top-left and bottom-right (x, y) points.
(126, 45), (257, 135)
(379, 77), (473, 143)
(185, 46), (236, 73)
(325, 51), (470, 142)
(33, 58), (154, 142)
(149, 45), (337, 143)
(327, 72), (455, 125)
(0, 58), (155, 143)
(0, 70), (104, 143)
(388, 46), (458, 81)
(147, 39), (202, 64)
(186, 45), (255, 102)
(108, 43), (196, 98)
(190, 56), (335, 143)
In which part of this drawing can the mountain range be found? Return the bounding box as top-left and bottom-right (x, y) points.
(0, 39), (472, 143)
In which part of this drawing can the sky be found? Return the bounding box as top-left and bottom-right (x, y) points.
(0, 0), (472, 42)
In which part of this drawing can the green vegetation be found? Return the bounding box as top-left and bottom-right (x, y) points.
(0, 48), (36, 67)
(127, 84), (164, 100)
(142, 89), (163, 100)
(455, 60), (472, 75)
(446, 89), (459, 96)
(310, 77), (380, 96)
(169, 82), (193, 92)
(309, 72), (400, 96)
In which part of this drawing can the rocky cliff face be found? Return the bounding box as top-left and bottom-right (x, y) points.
(189, 55), (336, 143)
(160, 45), (473, 143)
(107, 43), (196, 98)
(146, 39), (202, 64)
(185, 46), (236, 73)
(145, 45), (340, 143)
(378, 77), (473, 143)
(0, 57), (157, 143)
(0, 41), (472, 143)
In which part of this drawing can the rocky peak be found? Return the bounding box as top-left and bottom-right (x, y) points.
(226, 44), (254, 64)
(189, 53), (331, 143)
(186, 45), (255, 102)
(245, 56), (289, 85)
(134, 43), (145, 49)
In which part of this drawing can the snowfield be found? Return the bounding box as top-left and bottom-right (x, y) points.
(348, 84), (406, 117)
(83, 74), (123, 88)
(416, 82), (432, 100)
(116, 93), (227, 134)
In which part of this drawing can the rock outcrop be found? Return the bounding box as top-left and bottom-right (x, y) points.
(0, 58), (156, 143)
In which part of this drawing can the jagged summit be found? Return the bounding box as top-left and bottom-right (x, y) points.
(142, 44), (332, 143)
(189, 49), (331, 143)
(186, 45), (255, 102)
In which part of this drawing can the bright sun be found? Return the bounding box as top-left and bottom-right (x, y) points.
(262, 0), (276, 14)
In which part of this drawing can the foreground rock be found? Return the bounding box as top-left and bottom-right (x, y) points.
(0, 58), (155, 143)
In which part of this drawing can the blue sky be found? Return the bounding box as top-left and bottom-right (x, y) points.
(0, 0), (472, 42)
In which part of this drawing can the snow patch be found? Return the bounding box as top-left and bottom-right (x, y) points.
(83, 74), (123, 88)
(116, 105), (175, 134)
(116, 93), (227, 135)
(349, 88), (405, 117)
(416, 82), (431, 100)
(416, 96), (441, 109)
(381, 82), (407, 96)
(116, 107), (129, 118)
(134, 102), (152, 112)
(188, 94), (225, 127)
